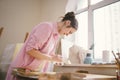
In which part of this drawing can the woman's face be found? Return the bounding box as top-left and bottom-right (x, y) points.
(59, 21), (76, 36)
(61, 27), (76, 36)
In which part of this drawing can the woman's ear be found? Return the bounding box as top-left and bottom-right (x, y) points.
(65, 20), (71, 26)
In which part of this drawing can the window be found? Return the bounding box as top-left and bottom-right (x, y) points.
(77, 0), (88, 10)
(93, 1), (120, 60)
(91, 0), (103, 5)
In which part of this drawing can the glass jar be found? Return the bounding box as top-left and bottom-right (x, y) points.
(84, 53), (93, 64)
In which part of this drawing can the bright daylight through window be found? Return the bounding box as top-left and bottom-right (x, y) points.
(75, 0), (120, 62)
(94, 1), (120, 60)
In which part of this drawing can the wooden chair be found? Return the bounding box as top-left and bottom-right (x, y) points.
(0, 27), (4, 38)
(24, 32), (29, 42)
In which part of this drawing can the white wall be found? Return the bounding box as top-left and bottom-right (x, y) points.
(0, 0), (67, 57)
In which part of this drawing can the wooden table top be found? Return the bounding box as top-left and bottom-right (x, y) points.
(12, 68), (116, 80)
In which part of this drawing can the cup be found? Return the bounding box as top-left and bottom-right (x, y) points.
(102, 50), (110, 63)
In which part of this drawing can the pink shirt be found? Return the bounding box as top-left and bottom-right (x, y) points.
(6, 22), (59, 80)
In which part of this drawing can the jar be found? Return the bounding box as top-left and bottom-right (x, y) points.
(84, 53), (93, 64)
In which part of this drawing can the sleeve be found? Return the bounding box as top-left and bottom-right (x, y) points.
(25, 24), (52, 52)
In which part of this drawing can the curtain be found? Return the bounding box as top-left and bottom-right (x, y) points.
(65, 0), (78, 13)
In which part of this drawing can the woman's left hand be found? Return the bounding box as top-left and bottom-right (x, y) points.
(51, 54), (62, 62)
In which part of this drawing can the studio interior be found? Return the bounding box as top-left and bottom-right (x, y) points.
(0, 0), (120, 80)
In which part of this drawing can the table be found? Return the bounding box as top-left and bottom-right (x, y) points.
(81, 74), (116, 80)
(54, 64), (117, 76)
(12, 68), (116, 80)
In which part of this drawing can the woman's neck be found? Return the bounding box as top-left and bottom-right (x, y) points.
(57, 22), (64, 33)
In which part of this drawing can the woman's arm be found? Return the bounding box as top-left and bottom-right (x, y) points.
(27, 49), (62, 62)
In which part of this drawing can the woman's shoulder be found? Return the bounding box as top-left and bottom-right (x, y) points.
(34, 22), (53, 30)
(37, 22), (53, 27)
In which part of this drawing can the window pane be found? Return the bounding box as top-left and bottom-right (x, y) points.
(77, 0), (88, 10)
(91, 0), (103, 5)
(75, 12), (88, 49)
(93, 1), (120, 60)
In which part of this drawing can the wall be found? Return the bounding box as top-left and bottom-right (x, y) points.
(0, 0), (67, 57)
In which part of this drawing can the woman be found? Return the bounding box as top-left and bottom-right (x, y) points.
(6, 12), (78, 80)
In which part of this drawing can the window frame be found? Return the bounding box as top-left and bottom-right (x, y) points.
(75, 0), (120, 58)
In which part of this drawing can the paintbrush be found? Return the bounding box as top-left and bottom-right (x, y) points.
(112, 51), (120, 63)
(117, 49), (120, 59)
(112, 51), (120, 70)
